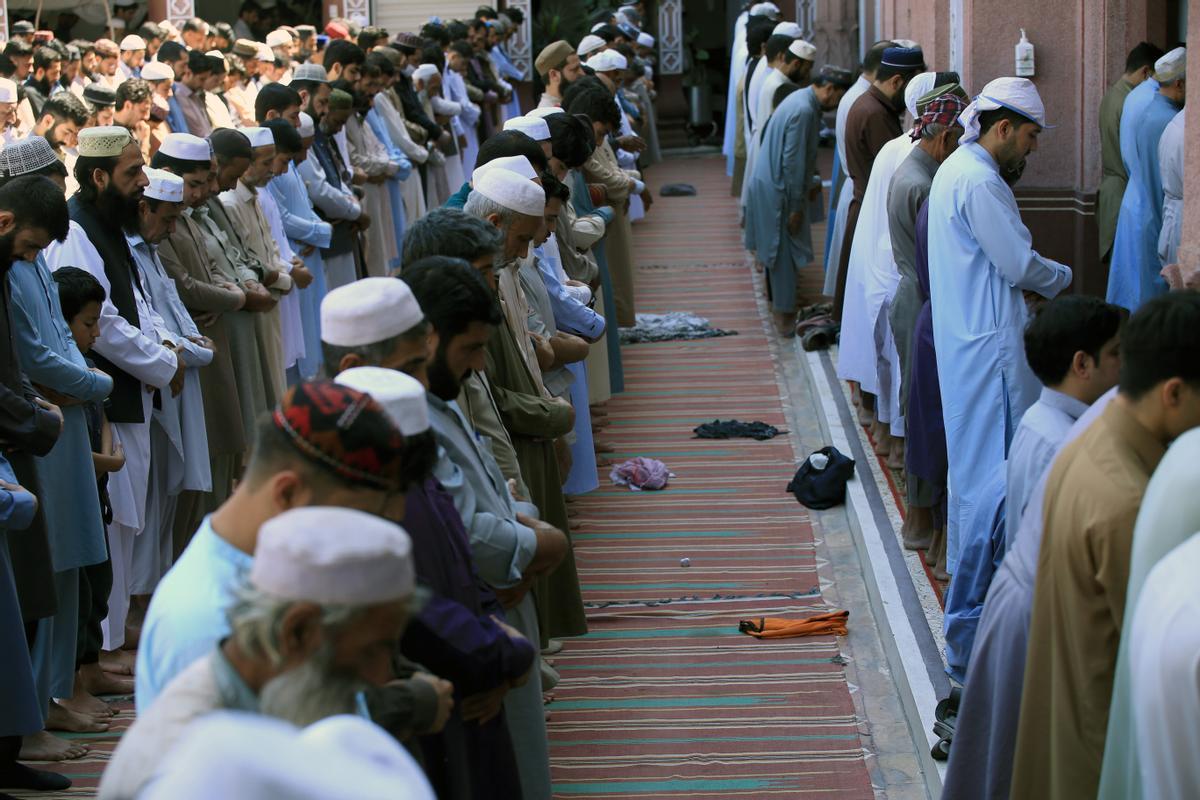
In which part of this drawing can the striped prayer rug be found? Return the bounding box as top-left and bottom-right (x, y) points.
(547, 155), (873, 798)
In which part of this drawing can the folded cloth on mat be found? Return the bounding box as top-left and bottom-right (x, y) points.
(619, 312), (738, 344)
(610, 457), (674, 491)
(693, 420), (784, 440)
(739, 610), (850, 638)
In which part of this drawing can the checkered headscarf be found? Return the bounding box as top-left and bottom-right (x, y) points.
(0, 136), (59, 177)
(911, 93), (969, 141)
(272, 381), (407, 492)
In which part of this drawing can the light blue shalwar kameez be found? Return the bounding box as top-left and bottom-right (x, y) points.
(269, 161), (333, 381)
(1105, 87), (1180, 311)
(366, 107), (413, 271)
(9, 254), (113, 700)
(927, 142), (1072, 572)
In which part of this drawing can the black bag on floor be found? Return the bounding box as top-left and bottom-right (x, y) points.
(786, 446), (855, 509)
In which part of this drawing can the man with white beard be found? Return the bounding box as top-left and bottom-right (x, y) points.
(100, 505), (430, 799)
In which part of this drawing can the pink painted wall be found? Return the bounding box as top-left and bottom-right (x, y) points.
(874, 0), (1166, 191)
(1176, 0), (1200, 274)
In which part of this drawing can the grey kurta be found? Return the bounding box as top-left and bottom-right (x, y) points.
(743, 86), (820, 314)
(886, 146), (938, 507)
(1097, 77), (1134, 264)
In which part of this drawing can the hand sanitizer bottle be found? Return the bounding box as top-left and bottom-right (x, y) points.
(1015, 29), (1035, 77)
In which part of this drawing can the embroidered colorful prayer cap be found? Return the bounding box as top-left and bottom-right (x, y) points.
(911, 91), (970, 140)
(272, 381), (408, 492)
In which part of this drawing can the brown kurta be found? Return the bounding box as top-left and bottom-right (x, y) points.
(1097, 77), (1134, 265)
(583, 138), (636, 327)
(484, 297), (586, 641)
(1011, 400), (1165, 799)
(835, 85), (902, 320)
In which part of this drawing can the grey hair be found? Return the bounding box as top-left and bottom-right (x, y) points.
(401, 206), (503, 266)
(920, 121), (950, 141)
(463, 190), (517, 227)
(225, 584), (367, 668)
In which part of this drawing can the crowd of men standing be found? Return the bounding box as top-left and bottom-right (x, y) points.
(726, 3), (1200, 798)
(0, 2), (663, 797)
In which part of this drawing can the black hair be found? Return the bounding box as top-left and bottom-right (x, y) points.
(264, 118), (302, 153)
(139, 22), (164, 40)
(773, 81), (801, 110)
(540, 171), (570, 203)
(503, 9), (524, 25)
(978, 106), (1039, 136)
(421, 23), (450, 48)
(210, 127), (253, 163)
(187, 49), (214, 75)
(115, 78), (152, 110)
(545, 112), (595, 168)
(765, 34), (794, 62)
(563, 86), (621, 130)
(1023, 295), (1125, 387)
(1118, 292), (1200, 400)
(239, 0), (260, 16)
(1126, 42), (1166, 74)
(150, 150), (211, 176)
(52, 265), (106, 322)
(449, 40), (474, 61)
(365, 51), (395, 76)
(33, 47), (61, 71)
(862, 39), (896, 74)
(474, 130), (548, 172)
(40, 93), (90, 126)
(0, 175), (69, 243)
(401, 256), (502, 342)
(446, 21), (470, 42)
(157, 41), (186, 64)
(325, 39), (366, 70)
(0, 53), (14, 79)
(255, 82), (301, 123)
(476, 5), (499, 20)
(4, 40), (33, 57)
(70, 39), (96, 55)
(357, 26), (388, 50)
(402, 208), (502, 266)
(745, 17), (776, 58)
(593, 24), (622, 43)
(934, 70), (961, 86)
(182, 17), (207, 33)
(420, 45), (445, 73)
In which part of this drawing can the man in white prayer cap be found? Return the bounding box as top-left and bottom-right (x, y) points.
(502, 115), (552, 158)
(219, 126), (294, 409)
(141, 712), (435, 800)
(332, 354), (537, 798)
(1106, 46), (1186, 311)
(120, 167), (215, 613)
(102, 506), (425, 800)
(118, 34), (147, 81)
(927, 77), (1072, 572)
(45, 128), (182, 656)
(576, 34), (606, 59)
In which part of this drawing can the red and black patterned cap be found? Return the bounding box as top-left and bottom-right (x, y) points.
(272, 381), (406, 492)
(911, 91), (969, 141)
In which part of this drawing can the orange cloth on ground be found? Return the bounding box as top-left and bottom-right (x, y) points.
(738, 610), (849, 638)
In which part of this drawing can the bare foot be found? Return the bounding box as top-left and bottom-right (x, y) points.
(99, 648), (136, 675)
(594, 441), (615, 454)
(19, 731), (89, 762)
(886, 436), (905, 470)
(57, 680), (115, 718)
(46, 702), (110, 733)
(79, 663), (134, 697)
(924, 527), (943, 567)
(871, 421), (890, 456)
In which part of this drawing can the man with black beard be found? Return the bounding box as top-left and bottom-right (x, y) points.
(102, 504), (432, 800)
(405, 256), (566, 800)
(0, 175), (70, 785)
(46, 126), (182, 652)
